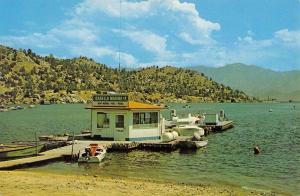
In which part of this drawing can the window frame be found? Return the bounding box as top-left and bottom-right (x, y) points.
(96, 112), (110, 128)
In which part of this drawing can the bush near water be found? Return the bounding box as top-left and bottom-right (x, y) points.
(0, 45), (255, 104)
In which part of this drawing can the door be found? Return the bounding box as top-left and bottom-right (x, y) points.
(114, 114), (125, 141)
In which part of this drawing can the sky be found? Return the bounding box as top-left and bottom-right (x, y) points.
(0, 0), (299, 71)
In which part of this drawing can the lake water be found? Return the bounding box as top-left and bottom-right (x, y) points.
(0, 103), (299, 195)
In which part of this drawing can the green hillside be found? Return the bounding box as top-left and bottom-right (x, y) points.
(189, 63), (300, 101)
(0, 45), (253, 104)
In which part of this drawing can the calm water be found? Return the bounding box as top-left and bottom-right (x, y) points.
(0, 103), (299, 195)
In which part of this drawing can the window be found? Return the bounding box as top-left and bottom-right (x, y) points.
(133, 112), (158, 125)
(150, 112), (158, 123)
(97, 113), (109, 128)
(116, 115), (124, 128)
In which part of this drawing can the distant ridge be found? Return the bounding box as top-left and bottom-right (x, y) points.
(188, 63), (300, 101)
(0, 45), (252, 104)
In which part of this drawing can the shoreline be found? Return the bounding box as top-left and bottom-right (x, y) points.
(0, 170), (286, 196)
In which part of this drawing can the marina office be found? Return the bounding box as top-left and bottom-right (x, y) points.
(86, 94), (163, 141)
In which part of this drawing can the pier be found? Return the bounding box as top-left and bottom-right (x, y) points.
(0, 138), (196, 170)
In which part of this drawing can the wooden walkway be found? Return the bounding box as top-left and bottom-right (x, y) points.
(0, 140), (161, 170)
(0, 137), (201, 170)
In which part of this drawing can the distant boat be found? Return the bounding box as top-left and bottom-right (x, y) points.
(16, 105), (23, 110)
(269, 109), (273, 112)
(183, 104), (191, 108)
(0, 144), (44, 160)
(78, 144), (106, 163)
(29, 105), (35, 108)
(0, 108), (8, 112)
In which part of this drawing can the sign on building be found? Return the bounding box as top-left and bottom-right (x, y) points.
(92, 94), (129, 107)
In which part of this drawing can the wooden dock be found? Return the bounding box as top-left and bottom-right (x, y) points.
(200, 121), (234, 135)
(0, 139), (191, 170)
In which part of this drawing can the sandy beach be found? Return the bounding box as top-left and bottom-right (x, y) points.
(0, 170), (283, 196)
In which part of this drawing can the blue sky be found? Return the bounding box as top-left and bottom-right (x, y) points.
(0, 0), (299, 71)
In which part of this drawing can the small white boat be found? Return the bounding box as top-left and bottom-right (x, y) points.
(78, 144), (106, 163)
(29, 105), (35, 108)
(174, 125), (205, 136)
(16, 105), (23, 110)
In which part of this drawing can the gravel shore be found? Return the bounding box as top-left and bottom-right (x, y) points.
(0, 171), (283, 196)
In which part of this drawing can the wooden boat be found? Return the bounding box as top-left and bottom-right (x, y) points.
(0, 144), (44, 160)
(39, 135), (69, 141)
(78, 144), (106, 163)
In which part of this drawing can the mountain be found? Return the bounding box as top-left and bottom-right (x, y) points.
(0, 45), (252, 104)
(188, 63), (300, 101)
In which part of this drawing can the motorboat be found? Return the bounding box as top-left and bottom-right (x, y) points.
(174, 125), (205, 136)
(78, 144), (106, 163)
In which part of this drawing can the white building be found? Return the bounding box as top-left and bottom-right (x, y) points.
(85, 94), (163, 141)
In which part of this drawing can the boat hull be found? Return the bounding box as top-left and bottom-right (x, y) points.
(0, 144), (44, 160)
(78, 153), (105, 163)
(178, 140), (208, 149)
(175, 126), (205, 136)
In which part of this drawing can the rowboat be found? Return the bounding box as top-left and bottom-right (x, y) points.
(0, 144), (44, 160)
(39, 135), (69, 141)
(78, 144), (106, 163)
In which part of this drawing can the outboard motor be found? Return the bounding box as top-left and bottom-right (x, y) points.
(171, 109), (177, 118)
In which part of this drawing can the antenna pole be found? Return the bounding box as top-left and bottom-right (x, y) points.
(118, 0), (121, 72)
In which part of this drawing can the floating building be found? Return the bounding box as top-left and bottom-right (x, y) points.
(85, 94), (164, 141)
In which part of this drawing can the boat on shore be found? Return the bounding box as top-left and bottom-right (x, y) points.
(78, 144), (106, 163)
(39, 134), (69, 142)
(0, 143), (44, 160)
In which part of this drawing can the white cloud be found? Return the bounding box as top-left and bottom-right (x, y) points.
(274, 29), (300, 47)
(50, 19), (99, 43)
(0, 32), (59, 49)
(74, 0), (220, 46)
(119, 29), (173, 58)
(70, 45), (137, 66)
(75, 0), (151, 18)
(0, 0), (298, 70)
(179, 32), (216, 45)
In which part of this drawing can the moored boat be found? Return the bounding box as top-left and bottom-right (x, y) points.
(29, 105), (35, 108)
(0, 143), (44, 160)
(39, 134), (69, 141)
(174, 125), (205, 136)
(78, 144), (106, 163)
(178, 140), (208, 149)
